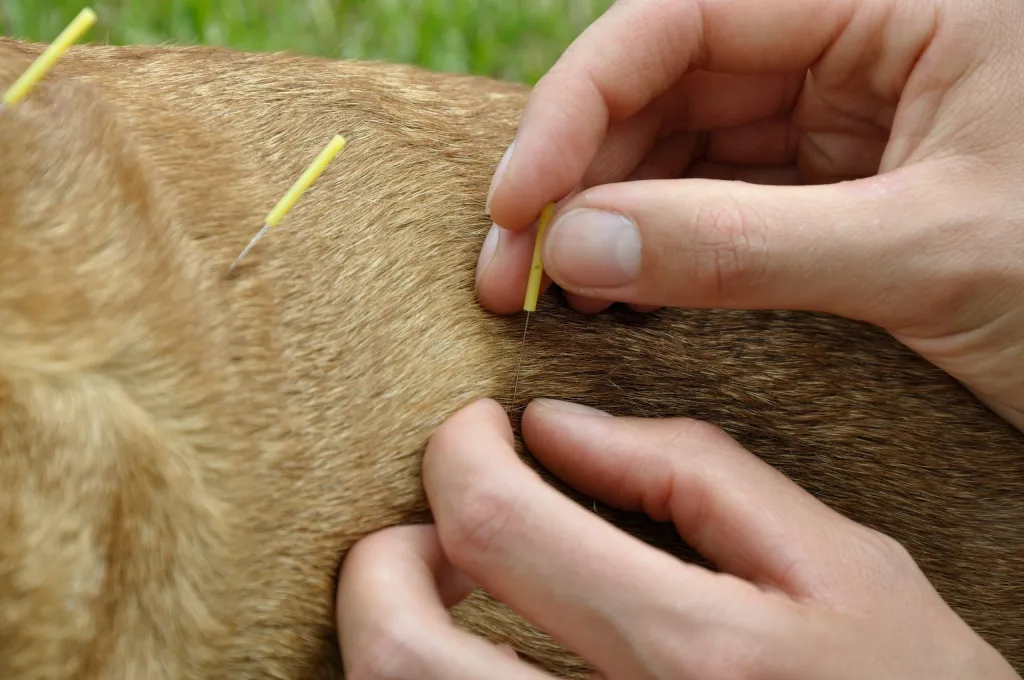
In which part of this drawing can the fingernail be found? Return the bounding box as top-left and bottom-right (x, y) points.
(534, 398), (612, 417)
(544, 209), (641, 289)
(477, 223), (501, 282)
(486, 138), (515, 216)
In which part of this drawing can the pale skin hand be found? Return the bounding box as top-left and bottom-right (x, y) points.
(338, 398), (1021, 680)
(475, 0), (1024, 431)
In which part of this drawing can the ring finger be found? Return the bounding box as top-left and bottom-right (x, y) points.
(338, 525), (554, 680)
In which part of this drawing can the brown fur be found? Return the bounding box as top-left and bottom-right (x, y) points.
(0, 38), (1020, 679)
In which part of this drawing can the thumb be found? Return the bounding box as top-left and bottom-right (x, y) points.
(520, 399), (865, 600)
(540, 169), (941, 325)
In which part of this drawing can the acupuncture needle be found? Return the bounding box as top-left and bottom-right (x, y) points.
(227, 134), (347, 274)
(508, 202), (555, 413)
(0, 7), (97, 113)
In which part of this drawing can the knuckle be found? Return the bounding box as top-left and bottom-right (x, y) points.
(658, 419), (736, 538)
(665, 418), (734, 450)
(439, 481), (520, 567)
(853, 524), (915, 573)
(679, 628), (768, 680)
(687, 596), (800, 679)
(690, 199), (768, 298)
(347, 618), (432, 680)
(345, 529), (393, 565)
(342, 526), (418, 583)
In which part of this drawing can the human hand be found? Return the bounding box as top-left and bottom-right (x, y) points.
(475, 0), (1024, 431)
(338, 399), (1021, 679)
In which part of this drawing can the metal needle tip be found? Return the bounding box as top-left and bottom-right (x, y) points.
(226, 222), (270, 274)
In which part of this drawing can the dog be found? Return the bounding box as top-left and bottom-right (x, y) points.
(0, 38), (1020, 679)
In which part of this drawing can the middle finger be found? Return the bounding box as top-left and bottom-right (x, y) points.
(423, 399), (746, 680)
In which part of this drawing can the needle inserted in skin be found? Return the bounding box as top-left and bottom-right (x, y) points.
(508, 311), (531, 414)
(0, 7), (97, 113)
(227, 134), (347, 274)
(508, 202), (555, 414)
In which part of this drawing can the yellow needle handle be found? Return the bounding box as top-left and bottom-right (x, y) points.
(265, 135), (346, 227)
(523, 202), (555, 312)
(3, 7), (97, 106)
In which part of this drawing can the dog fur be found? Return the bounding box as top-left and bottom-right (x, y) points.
(0, 38), (1020, 679)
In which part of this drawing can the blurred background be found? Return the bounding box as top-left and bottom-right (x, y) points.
(1, 0), (613, 84)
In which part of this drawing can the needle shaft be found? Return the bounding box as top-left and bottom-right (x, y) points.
(508, 311), (531, 414)
(226, 223), (270, 274)
(226, 135), (346, 275)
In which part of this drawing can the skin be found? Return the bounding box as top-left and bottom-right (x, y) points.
(340, 0), (1024, 676)
(478, 0), (1024, 432)
(338, 399), (1021, 679)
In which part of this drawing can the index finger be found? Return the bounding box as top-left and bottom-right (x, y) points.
(488, 0), (855, 231)
(422, 399), (751, 679)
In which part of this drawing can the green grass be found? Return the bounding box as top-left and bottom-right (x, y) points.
(0, 0), (612, 84)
